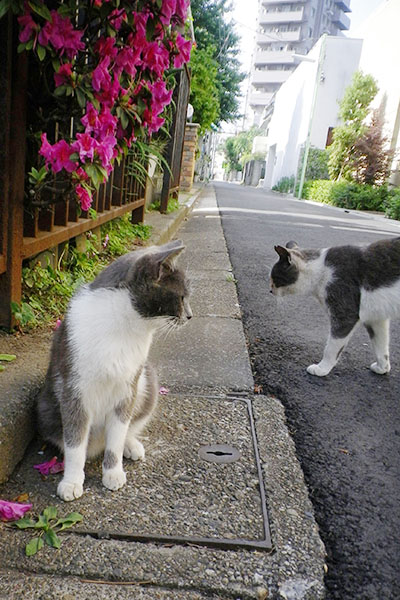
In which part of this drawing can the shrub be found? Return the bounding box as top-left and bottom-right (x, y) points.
(306, 180), (388, 212)
(272, 176), (295, 193)
(385, 188), (400, 221)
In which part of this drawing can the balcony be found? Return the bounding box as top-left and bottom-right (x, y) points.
(334, 0), (351, 12)
(261, 0), (304, 4)
(258, 7), (304, 25)
(256, 29), (301, 44)
(249, 92), (274, 107)
(254, 50), (297, 66)
(332, 9), (350, 30)
(251, 69), (293, 85)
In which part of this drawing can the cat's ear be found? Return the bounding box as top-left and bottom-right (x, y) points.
(274, 245), (292, 263)
(150, 241), (185, 280)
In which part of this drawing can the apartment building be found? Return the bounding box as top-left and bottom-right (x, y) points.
(249, 0), (352, 125)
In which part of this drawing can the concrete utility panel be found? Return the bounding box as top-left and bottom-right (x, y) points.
(2, 395), (271, 551)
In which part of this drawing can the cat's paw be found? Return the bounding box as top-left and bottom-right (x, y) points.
(57, 479), (84, 502)
(124, 438), (145, 461)
(102, 468), (127, 491)
(370, 361), (390, 375)
(307, 363), (331, 377)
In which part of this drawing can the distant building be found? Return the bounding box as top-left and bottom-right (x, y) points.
(249, 0), (352, 126)
(262, 35), (362, 189)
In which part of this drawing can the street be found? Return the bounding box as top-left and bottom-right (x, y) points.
(214, 182), (400, 600)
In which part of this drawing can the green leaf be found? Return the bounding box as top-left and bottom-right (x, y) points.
(54, 85), (67, 97)
(0, 354), (16, 362)
(0, 0), (11, 20)
(76, 88), (86, 109)
(15, 517), (36, 529)
(37, 44), (46, 62)
(43, 506), (58, 521)
(25, 536), (44, 556)
(28, 1), (52, 21)
(17, 43), (27, 54)
(34, 514), (48, 529)
(0, 365), (4, 372)
(44, 528), (61, 549)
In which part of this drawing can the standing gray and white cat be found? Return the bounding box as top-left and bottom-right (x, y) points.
(37, 240), (192, 501)
(270, 238), (400, 376)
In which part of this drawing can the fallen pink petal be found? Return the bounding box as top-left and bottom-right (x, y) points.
(0, 499), (32, 522)
(159, 386), (169, 395)
(33, 457), (64, 476)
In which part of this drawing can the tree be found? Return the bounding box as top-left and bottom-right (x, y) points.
(328, 71), (378, 181)
(222, 127), (260, 173)
(351, 106), (394, 185)
(190, 0), (245, 125)
(189, 46), (220, 135)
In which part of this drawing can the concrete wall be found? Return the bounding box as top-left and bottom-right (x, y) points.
(263, 35), (362, 189)
(179, 123), (200, 192)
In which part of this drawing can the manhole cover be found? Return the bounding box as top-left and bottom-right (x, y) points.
(198, 444), (240, 463)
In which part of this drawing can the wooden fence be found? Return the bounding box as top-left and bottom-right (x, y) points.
(0, 17), (145, 328)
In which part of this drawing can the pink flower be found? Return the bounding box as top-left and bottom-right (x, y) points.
(97, 107), (118, 139)
(175, 0), (190, 21)
(95, 75), (121, 108)
(39, 135), (77, 174)
(54, 63), (73, 87)
(81, 103), (101, 134)
(18, 13), (37, 44)
(71, 132), (99, 163)
(115, 47), (141, 78)
(148, 80), (173, 115)
(103, 234), (109, 248)
(76, 184), (93, 211)
(96, 134), (117, 169)
(173, 34), (192, 68)
(108, 8), (127, 31)
(92, 56), (111, 92)
(0, 499), (32, 522)
(94, 36), (118, 59)
(160, 0), (176, 25)
(142, 41), (170, 78)
(143, 108), (165, 135)
(34, 457), (64, 476)
(39, 11), (84, 60)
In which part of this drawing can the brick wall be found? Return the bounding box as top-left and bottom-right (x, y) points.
(179, 123), (200, 192)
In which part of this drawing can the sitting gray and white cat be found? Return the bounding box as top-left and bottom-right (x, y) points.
(37, 240), (192, 501)
(270, 238), (400, 377)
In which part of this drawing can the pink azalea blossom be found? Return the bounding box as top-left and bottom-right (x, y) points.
(175, 0), (190, 21)
(92, 56), (111, 92)
(39, 135), (77, 174)
(81, 103), (101, 134)
(141, 41), (170, 78)
(96, 134), (117, 169)
(94, 36), (118, 59)
(143, 107), (165, 134)
(108, 8), (127, 31)
(71, 132), (99, 163)
(54, 62), (73, 88)
(103, 233), (109, 248)
(97, 107), (118, 139)
(173, 33), (192, 68)
(0, 499), (32, 522)
(18, 13), (37, 44)
(114, 46), (141, 78)
(95, 75), (121, 108)
(76, 184), (93, 211)
(160, 0), (176, 25)
(34, 456), (64, 476)
(38, 11), (84, 60)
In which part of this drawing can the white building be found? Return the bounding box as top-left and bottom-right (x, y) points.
(263, 34), (362, 189)
(250, 0), (352, 125)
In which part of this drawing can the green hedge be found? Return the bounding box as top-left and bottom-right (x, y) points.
(384, 188), (400, 220)
(305, 180), (389, 212)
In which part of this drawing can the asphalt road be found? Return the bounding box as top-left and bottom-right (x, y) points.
(214, 182), (400, 600)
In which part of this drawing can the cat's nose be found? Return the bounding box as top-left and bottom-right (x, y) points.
(184, 298), (193, 319)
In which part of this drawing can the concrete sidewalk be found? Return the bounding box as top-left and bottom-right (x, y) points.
(0, 184), (326, 599)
